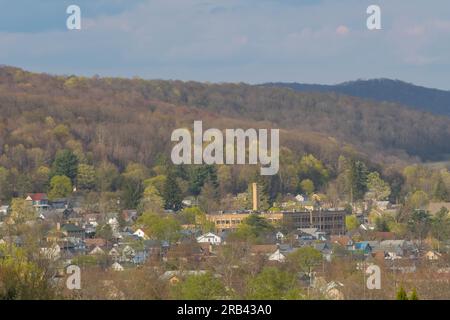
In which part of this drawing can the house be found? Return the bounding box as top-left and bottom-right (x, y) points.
(122, 210), (138, 223)
(250, 245), (278, 257)
(275, 231), (285, 241)
(313, 242), (332, 261)
(293, 228), (327, 241)
(111, 262), (124, 271)
(133, 228), (149, 240)
(50, 198), (68, 210)
(108, 217), (120, 232)
(25, 193), (50, 211)
(160, 270), (207, 285)
(109, 247), (121, 261)
(89, 246), (105, 255)
(372, 231), (396, 241)
(313, 277), (345, 300)
(132, 251), (148, 264)
(84, 238), (107, 251)
(120, 245), (136, 262)
(353, 242), (372, 255)
(330, 235), (353, 248)
(0, 205), (9, 216)
(379, 240), (412, 259)
(425, 250), (442, 261)
(61, 223), (85, 239)
(196, 232), (222, 245)
(83, 213), (101, 227)
(374, 201), (391, 211)
(40, 243), (61, 261)
(268, 249), (286, 262)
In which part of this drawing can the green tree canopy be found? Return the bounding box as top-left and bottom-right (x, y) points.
(77, 164), (96, 190)
(137, 212), (181, 243)
(51, 149), (78, 183)
(245, 267), (303, 300)
(286, 246), (322, 274)
(171, 273), (225, 300)
(162, 170), (183, 212)
(48, 175), (72, 200)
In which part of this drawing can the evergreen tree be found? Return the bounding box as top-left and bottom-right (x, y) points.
(51, 149), (79, 183)
(396, 286), (408, 300)
(122, 178), (144, 209)
(163, 170), (183, 211)
(349, 160), (369, 201)
(188, 165), (218, 196)
(410, 288), (419, 300)
(433, 177), (449, 201)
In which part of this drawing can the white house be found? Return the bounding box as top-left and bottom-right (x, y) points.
(133, 228), (149, 240)
(425, 250), (442, 261)
(40, 243), (61, 261)
(268, 249), (286, 263)
(275, 231), (285, 241)
(0, 205), (9, 216)
(196, 232), (222, 245)
(89, 246), (105, 255)
(111, 262), (124, 271)
(295, 194), (306, 202)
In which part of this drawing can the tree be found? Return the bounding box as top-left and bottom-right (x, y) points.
(77, 164), (96, 190)
(96, 161), (119, 192)
(286, 247), (322, 274)
(122, 178), (144, 209)
(246, 181), (270, 211)
(345, 215), (359, 231)
(123, 163), (149, 181)
(375, 216), (390, 232)
(198, 178), (220, 213)
(162, 170), (183, 211)
(433, 177), (449, 201)
(137, 212), (181, 243)
(171, 273), (225, 300)
(188, 165), (218, 196)
(367, 172), (391, 200)
(407, 209), (431, 242)
(407, 190), (429, 209)
(95, 223), (114, 242)
(138, 185), (164, 214)
(48, 175), (72, 200)
(233, 214), (274, 243)
(410, 288), (419, 300)
(245, 267), (302, 300)
(179, 207), (214, 233)
(51, 150), (78, 183)
(0, 167), (11, 201)
(349, 160), (369, 201)
(0, 244), (58, 299)
(297, 154), (329, 189)
(430, 207), (450, 248)
(299, 179), (315, 195)
(396, 286), (408, 300)
(10, 198), (36, 223)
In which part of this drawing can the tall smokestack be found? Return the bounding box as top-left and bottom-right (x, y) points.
(252, 183), (258, 211)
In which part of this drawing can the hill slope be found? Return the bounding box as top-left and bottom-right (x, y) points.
(264, 79), (450, 116)
(1, 66), (450, 177)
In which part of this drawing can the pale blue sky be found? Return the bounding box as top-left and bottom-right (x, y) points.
(1, 0), (449, 89)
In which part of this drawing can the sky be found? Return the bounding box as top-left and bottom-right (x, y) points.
(1, 0), (450, 89)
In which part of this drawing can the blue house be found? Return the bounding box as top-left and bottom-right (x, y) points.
(354, 241), (372, 255)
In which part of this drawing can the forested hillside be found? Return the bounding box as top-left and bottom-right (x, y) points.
(264, 79), (450, 116)
(1, 66), (450, 201)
